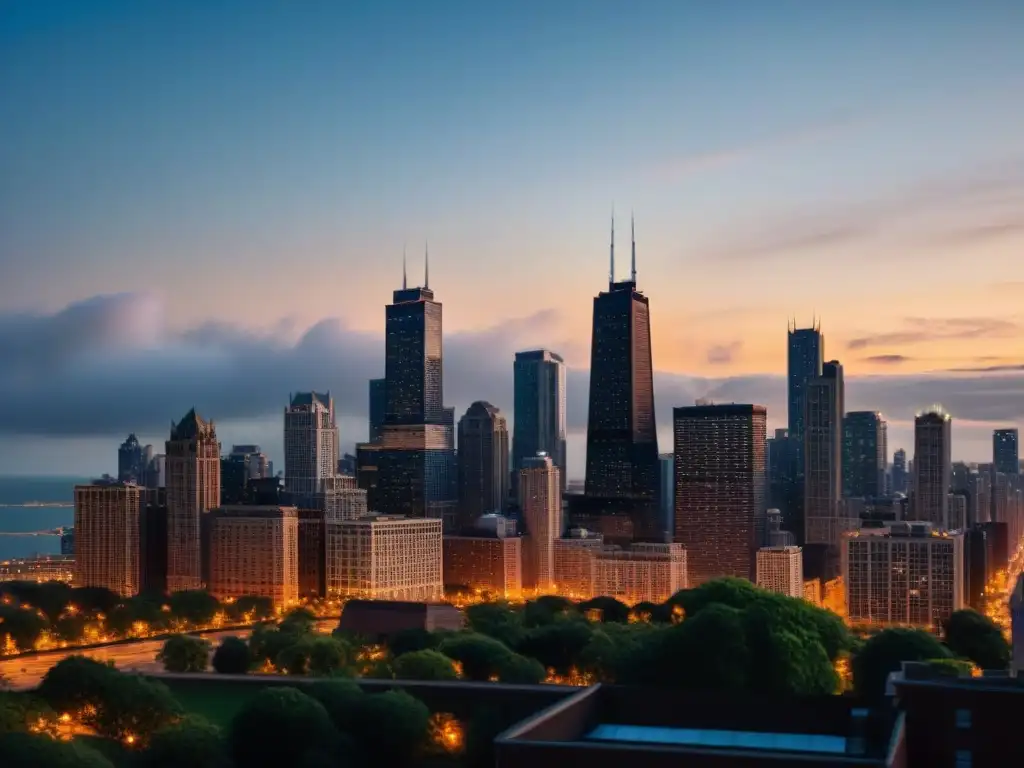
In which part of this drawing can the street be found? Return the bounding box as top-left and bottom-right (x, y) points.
(0, 620), (337, 690)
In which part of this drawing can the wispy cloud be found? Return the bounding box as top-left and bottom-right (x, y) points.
(847, 317), (1020, 351)
(864, 354), (912, 365)
(944, 363), (1024, 373)
(706, 341), (743, 365)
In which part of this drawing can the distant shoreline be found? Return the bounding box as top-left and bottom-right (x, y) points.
(0, 502), (74, 508)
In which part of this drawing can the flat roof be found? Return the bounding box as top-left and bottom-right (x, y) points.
(586, 724), (848, 755)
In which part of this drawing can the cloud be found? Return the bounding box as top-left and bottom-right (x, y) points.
(944, 363), (1024, 373)
(846, 317), (1019, 351)
(706, 341), (742, 365)
(864, 354), (912, 365)
(0, 295), (1021, 450)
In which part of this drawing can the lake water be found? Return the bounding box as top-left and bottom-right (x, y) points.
(0, 477), (84, 560)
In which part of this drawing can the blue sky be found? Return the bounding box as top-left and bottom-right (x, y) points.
(1, 0), (1022, 476)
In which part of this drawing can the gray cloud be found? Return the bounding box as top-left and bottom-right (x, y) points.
(706, 341), (742, 365)
(0, 295), (1021, 448)
(847, 317), (1019, 351)
(864, 354), (912, 365)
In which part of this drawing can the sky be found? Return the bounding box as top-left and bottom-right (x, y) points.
(1, 0), (1023, 479)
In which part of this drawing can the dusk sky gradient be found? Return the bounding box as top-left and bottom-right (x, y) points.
(1, 1), (1022, 477)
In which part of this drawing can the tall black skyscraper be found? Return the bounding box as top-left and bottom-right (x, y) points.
(575, 215), (659, 542)
(368, 378), (386, 443)
(118, 433), (151, 483)
(785, 322), (824, 542)
(891, 448), (908, 495)
(994, 428), (1020, 475)
(843, 411), (888, 499)
(512, 349), (567, 496)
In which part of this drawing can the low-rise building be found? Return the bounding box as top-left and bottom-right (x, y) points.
(756, 545), (804, 598)
(443, 534), (522, 598)
(205, 505), (299, 606)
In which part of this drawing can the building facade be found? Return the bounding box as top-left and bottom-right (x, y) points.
(284, 391), (339, 502)
(456, 401), (510, 524)
(165, 409), (221, 592)
(368, 377), (386, 444)
(755, 545), (804, 598)
(592, 543), (687, 604)
(520, 453), (561, 593)
(73, 480), (141, 596)
(442, 535), (522, 598)
(325, 515), (443, 602)
(804, 360), (845, 547)
(994, 428), (1020, 476)
(787, 323), (824, 543)
(512, 349), (567, 495)
(843, 411), (888, 500)
(912, 407), (953, 529)
(673, 403), (767, 585)
(205, 505), (299, 606)
(843, 522), (964, 629)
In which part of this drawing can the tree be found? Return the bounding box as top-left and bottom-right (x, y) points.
(523, 596), (575, 627)
(90, 674), (182, 743)
(388, 627), (438, 657)
(52, 615), (88, 644)
(279, 608), (317, 636)
(579, 623), (662, 683)
(228, 687), (342, 768)
(437, 634), (513, 681)
(464, 603), (524, 648)
(212, 636), (251, 674)
(227, 595), (274, 623)
(136, 715), (231, 768)
(517, 620), (593, 674)
(157, 635), (210, 673)
(741, 602), (837, 695)
(306, 680), (365, 735)
(248, 626), (294, 668)
(70, 587), (120, 617)
(629, 601), (673, 624)
(308, 636), (350, 676)
(393, 650), (459, 681)
(167, 591), (220, 626)
(0, 732), (114, 768)
(667, 577), (764, 616)
(0, 693), (57, 734)
(852, 628), (952, 699)
(0, 606), (47, 651)
(37, 655), (119, 715)
(944, 609), (1011, 671)
(578, 597), (630, 624)
(495, 653), (545, 684)
(349, 690), (430, 767)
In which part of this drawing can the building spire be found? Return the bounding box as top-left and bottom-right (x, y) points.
(610, 206), (616, 284)
(424, 241), (430, 289)
(630, 211), (636, 283)
(402, 243), (407, 290)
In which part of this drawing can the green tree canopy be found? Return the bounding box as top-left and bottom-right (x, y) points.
(741, 601), (837, 695)
(577, 596), (631, 623)
(37, 655), (119, 715)
(349, 690), (430, 767)
(167, 591), (220, 626)
(308, 636), (350, 676)
(388, 627), (439, 657)
(464, 602), (524, 648)
(437, 633), (513, 681)
(495, 653), (546, 684)
(306, 680), (365, 735)
(523, 596), (575, 627)
(579, 623), (663, 683)
(393, 649), (459, 681)
(135, 715), (231, 768)
(944, 609), (1011, 671)
(629, 601), (673, 624)
(228, 687), (342, 768)
(157, 635), (210, 673)
(852, 628), (952, 699)
(0, 732), (114, 768)
(212, 636), (251, 674)
(89, 674), (182, 744)
(0, 693), (56, 734)
(0, 606), (47, 651)
(227, 595), (274, 622)
(0, 581), (72, 623)
(248, 626), (294, 668)
(70, 587), (121, 617)
(279, 608), (317, 636)
(516, 620), (593, 674)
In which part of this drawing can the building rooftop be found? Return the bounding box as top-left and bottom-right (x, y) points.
(586, 724), (848, 755)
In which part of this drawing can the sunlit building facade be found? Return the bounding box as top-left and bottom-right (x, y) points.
(325, 515), (442, 602)
(520, 453), (561, 593)
(787, 323), (824, 543)
(912, 406), (953, 529)
(165, 409), (221, 592)
(553, 531), (605, 598)
(842, 522), (964, 629)
(593, 543), (687, 604)
(755, 545), (803, 599)
(73, 480), (141, 596)
(512, 349), (567, 497)
(205, 505), (299, 606)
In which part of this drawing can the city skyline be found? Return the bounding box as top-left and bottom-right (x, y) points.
(2, 2), (1023, 473)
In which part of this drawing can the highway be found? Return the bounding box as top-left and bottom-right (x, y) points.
(0, 620), (337, 690)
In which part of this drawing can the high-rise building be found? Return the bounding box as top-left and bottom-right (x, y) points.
(284, 392), (339, 501)
(139, 488), (167, 595)
(756, 546), (804, 598)
(892, 448), (909, 495)
(165, 409), (220, 592)
(786, 323), (824, 541)
(843, 522), (964, 629)
(324, 515), (443, 602)
(456, 401), (510, 524)
(443, 532), (522, 598)
(804, 361), (845, 548)
(73, 480), (141, 596)
(843, 411), (887, 500)
(297, 508), (326, 598)
(578, 216), (659, 541)
(368, 378), (387, 443)
(673, 403), (767, 586)
(913, 406), (953, 529)
(118, 434), (147, 483)
(205, 505), (299, 606)
(658, 453), (674, 539)
(512, 349), (567, 495)
(994, 428), (1020, 476)
(520, 453), (561, 593)
(766, 429), (797, 520)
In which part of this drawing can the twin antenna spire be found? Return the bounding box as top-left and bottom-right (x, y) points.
(609, 207), (638, 284)
(400, 241), (430, 290)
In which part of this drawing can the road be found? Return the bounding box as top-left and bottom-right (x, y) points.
(0, 620), (337, 690)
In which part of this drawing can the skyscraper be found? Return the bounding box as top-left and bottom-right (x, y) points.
(578, 215), (659, 541)
(165, 409), (220, 592)
(368, 378), (386, 443)
(804, 360), (844, 547)
(892, 448), (909, 495)
(994, 428), (1020, 476)
(512, 349), (567, 494)
(913, 406), (953, 529)
(456, 401), (510, 525)
(284, 392), (339, 502)
(673, 403), (767, 586)
(118, 434), (147, 483)
(843, 411), (887, 499)
(373, 250), (457, 526)
(786, 322), (824, 541)
(521, 453), (561, 593)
